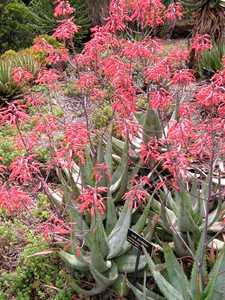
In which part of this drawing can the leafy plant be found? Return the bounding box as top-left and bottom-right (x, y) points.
(0, 233), (74, 300)
(129, 243), (225, 300)
(181, 0), (225, 43)
(0, 52), (40, 100)
(197, 43), (225, 77)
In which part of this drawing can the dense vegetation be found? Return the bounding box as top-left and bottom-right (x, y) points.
(0, 0), (225, 299)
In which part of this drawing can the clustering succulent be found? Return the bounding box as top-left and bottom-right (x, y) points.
(0, 52), (40, 100)
(181, 0), (225, 43)
(129, 243), (225, 300)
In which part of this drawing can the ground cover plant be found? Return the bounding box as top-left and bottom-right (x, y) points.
(0, 0), (225, 299)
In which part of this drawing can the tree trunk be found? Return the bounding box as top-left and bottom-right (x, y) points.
(87, 0), (110, 26)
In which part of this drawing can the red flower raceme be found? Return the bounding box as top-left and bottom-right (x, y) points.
(9, 155), (41, 184)
(24, 93), (45, 106)
(195, 85), (224, 107)
(32, 37), (69, 65)
(145, 61), (170, 83)
(76, 73), (99, 92)
(128, 0), (165, 28)
(149, 88), (172, 111)
(54, 0), (75, 17)
(37, 215), (71, 241)
(211, 69), (225, 87)
(167, 48), (189, 67)
(160, 149), (189, 179)
(12, 67), (33, 84)
(165, 2), (183, 22)
(124, 188), (149, 209)
(46, 47), (69, 64)
(171, 69), (196, 86)
(53, 18), (79, 40)
(140, 138), (160, 165)
(65, 122), (89, 164)
(0, 185), (31, 215)
(93, 163), (111, 183)
(34, 115), (58, 135)
(78, 186), (107, 216)
(122, 40), (153, 60)
(191, 34), (212, 53)
(15, 131), (39, 152)
(36, 69), (60, 85)
(0, 101), (28, 126)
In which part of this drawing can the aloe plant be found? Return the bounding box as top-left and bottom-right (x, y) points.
(149, 178), (225, 257)
(128, 242), (225, 300)
(181, 0), (225, 43)
(0, 53), (40, 100)
(44, 120), (160, 296)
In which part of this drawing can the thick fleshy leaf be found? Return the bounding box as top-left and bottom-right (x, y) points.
(143, 107), (161, 143)
(115, 253), (147, 273)
(80, 146), (94, 186)
(110, 138), (129, 200)
(190, 233), (206, 299)
(106, 190), (117, 235)
(144, 247), (184, 300)
(164, 246), (193, 300)
(127, 280), (165, 300)
(104, 123), (113, 176)
(127, 280), (156, 300)
(118, 194), (153, 256)
(112, 274), (129, 296)
(59, 250), (89, 272)
(90, 263), (118, 288)
(90, 213), (109, 272)
(176, 191), (200, 234)
(204, 246), (225, 300)
(107, 201), (132, 259)
(68, 277), (106, 296)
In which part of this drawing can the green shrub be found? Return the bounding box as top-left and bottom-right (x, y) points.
(91, 102), (113, 129)
(30, 0), (91, 49)
(0, 52), (40, 100)
(197, 43), (225, 78)
(0, 127), (23, 165)
(0, 234), (73, 300)
(0, 0), (51, 54)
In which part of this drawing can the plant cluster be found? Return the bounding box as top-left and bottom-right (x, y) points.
(0, 0), (225, 299)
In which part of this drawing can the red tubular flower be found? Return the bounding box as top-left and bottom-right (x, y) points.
(24, 93), (45, 106)
(191, 34), (212, 53)
(34, 115), (58, 135)
(0, 185), (31, 215)
(37, 214), (71, 241)
(171, 69), (195, 86)
(195, 85), (224, 107)
(149, 88), (172, 111)
(65, 122), (89, 164)
(78, 187), (107, 216)
(76, 73), (98, 92)
(140, 138), (160, 165)
(15, 131), (38, 152)
(160, 149), (189, 179)
(124, 188), (148, 209)
(211, 69), (225, 87)
(93, 163), (111, 183)
(165, 2), (183, 22)
(9, 155), (41, 184)
(54, 0), (75, 17)
(12, 67), (33, 84)
(122, 40), (153, 60)
(0, 101), (28, 126)
(53, 18), (79, 41)
(36, 69), (60, 85)
(145, 61), (170, 83)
